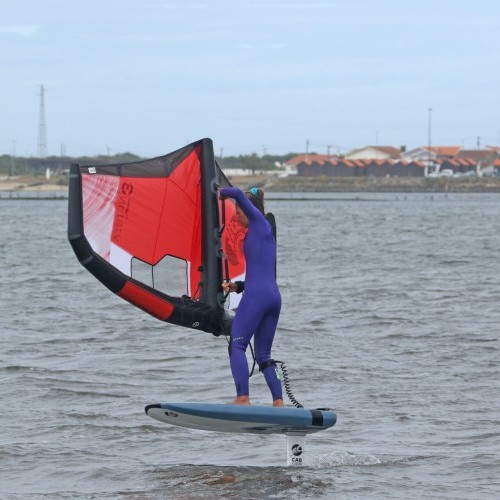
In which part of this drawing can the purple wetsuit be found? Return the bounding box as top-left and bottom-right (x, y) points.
(220, 187), (283, 401)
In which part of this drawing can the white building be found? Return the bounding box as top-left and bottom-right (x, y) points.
(344, 146), (402, 160)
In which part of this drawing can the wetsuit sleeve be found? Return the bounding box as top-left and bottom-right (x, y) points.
(219, 187), (262, 223)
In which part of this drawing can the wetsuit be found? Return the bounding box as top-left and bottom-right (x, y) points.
(220, 187), (283, 401)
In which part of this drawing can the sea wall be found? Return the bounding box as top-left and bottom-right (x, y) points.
(230, 175), (500, 193)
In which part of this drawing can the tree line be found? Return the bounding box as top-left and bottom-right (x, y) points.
(0, 152), (300, 177)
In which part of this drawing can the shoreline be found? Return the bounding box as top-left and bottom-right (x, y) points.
(2, 175), (500, 194)
(223, 175), (500, 193)
(263, 175), (500, 193)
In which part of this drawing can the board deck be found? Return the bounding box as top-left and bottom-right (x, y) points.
(145, 402), (336, 435)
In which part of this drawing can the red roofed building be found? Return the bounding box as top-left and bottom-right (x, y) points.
(296, 159), (367, 177)
(289, 145), (500, 177)
(438, 158), (477, 174)
(386, 161), (426, 177)
(456, 149), (497, 165)
(283, 154), (338, 175)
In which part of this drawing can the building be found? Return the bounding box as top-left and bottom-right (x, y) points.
(283, 154), (337, 176)
(402, 146), (461, 162)
(291, 145), (500, 178)
(344, 146), (403, 161)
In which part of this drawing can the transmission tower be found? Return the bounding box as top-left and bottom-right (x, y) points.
(37, 84), (48, 157)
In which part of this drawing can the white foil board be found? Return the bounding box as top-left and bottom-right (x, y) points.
(145, 402), (336, 435)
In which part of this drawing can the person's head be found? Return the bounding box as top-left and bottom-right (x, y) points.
(235, 187), (265, 228)
(245, 187), (265, 215)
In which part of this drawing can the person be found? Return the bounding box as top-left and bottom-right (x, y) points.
(219, 186), (284, 407)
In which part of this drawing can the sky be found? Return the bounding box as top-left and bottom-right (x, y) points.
(1, 0), (500, 158)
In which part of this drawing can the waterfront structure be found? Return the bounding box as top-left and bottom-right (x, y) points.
(402, 146), (461, 163)
(293, 145), (499, 178)
(344, 145), (402, 161)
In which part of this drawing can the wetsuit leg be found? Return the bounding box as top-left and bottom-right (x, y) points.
(229, 297), (262, 396)
(254, 302), (282, 401)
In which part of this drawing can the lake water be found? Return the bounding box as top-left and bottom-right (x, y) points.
(1, 193), (499, 499)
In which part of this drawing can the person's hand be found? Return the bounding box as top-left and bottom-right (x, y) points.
(221, 281), (237, 293)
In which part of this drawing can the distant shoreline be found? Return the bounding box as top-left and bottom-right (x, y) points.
(2, 175), (500, 195)
(0, 179), (68, 193)
(230, 175), (500, 193)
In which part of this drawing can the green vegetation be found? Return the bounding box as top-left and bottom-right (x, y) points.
(216, 153), (298, 172)
(0, 151), (300, 177)
(0, 152), (143, 176)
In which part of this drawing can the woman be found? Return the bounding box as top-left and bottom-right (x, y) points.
(219, 186), (284, 407)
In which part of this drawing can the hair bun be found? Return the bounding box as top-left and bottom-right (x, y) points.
(246, 187), (265, 213)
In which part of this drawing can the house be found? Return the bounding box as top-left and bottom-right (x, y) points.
(296, 159), (366, 177)
(389, 161), (426, 177)
(456, 149), (497, 166)
(366, 160), (391, 177)
(344, 146), (402, 161)
(437, 159), (477, 175)
(283, 154), (336, 176)
(291, 144), (500, 178)
(296, 159), (325, 176)
(296, 158), (430, 178)
(402, 146), (461, 162)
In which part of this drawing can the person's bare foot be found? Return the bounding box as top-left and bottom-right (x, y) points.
(230, 396), (251, 405)
(272, 399), (285, 407)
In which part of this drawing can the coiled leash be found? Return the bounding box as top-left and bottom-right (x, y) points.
(258, 358), (304, 409)
(225, 336), (304, 408)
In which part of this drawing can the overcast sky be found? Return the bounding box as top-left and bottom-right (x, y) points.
(2, 0), (499, 158)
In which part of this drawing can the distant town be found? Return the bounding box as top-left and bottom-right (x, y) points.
(273, 145), (500, 179)
(2, 144), (500, 181)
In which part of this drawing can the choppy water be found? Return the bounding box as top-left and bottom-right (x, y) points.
(1, 193), (499, 499)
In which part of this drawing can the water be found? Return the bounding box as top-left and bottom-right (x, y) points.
(1, 193), (499, 499)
